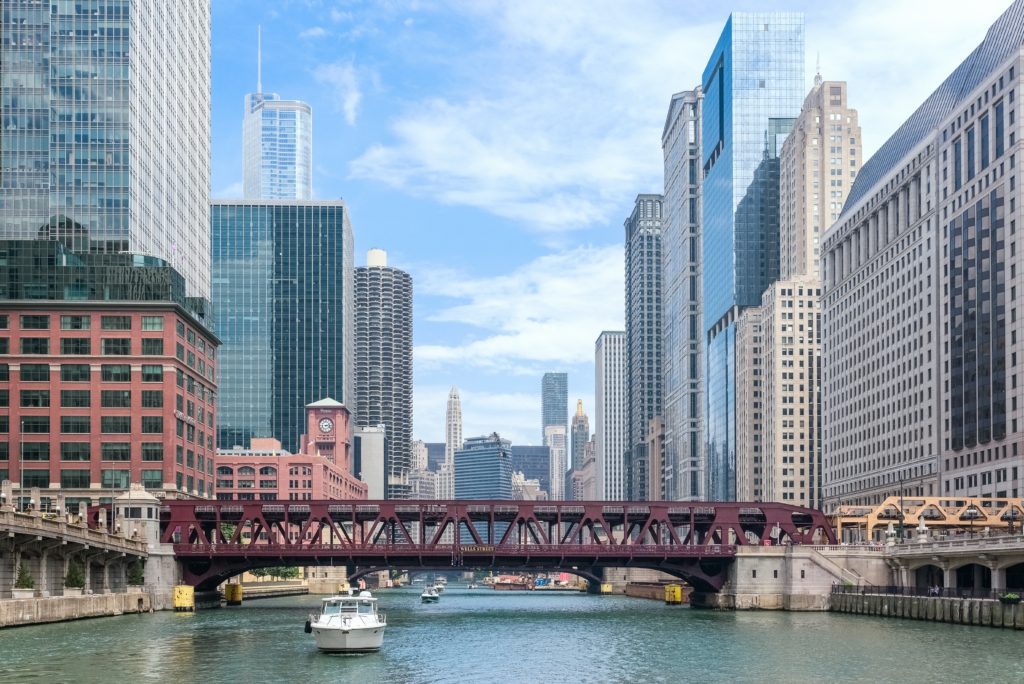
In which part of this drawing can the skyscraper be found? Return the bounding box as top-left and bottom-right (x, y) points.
(541, 372), (568, 438)
(355, 249), (413, 499)
(822, 0), (1024, 507)
(571, 400), (590, 472)
(454, 434), (513, 499)
(0, 1), (212, 298)
(545, 425), (568, 501)
(595, 331), (627, 500)
(662, 89), (704, 501)
(510, 445), (552, 495)
(701, 13), (804, 501)
(439, 387), (462, 500)
(243, 29), (313, 200)
(212, 200), (354, 453)
(625, 194), (664, 500)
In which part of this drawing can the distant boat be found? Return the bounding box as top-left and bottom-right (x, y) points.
(433, 583), (445, 594)
(467, 583), (478, 589)
(305, 590), (386, 653)
(421, 587), (440, 603)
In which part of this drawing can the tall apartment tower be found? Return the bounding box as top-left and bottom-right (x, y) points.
(595, 331), (627, 500)
(625, 195), (664, 500)
(822, 1), (1024, 508)
(212, 200), (354, 453)
(243, 29), (313, 200)
(545, 425), (568, 501)
(661, 89), (704, 501)
(355, 249), (414, 499)
(0, 1), (212, 298)
(541, 372), (568, 440)
(701, 13), (804, 501)
(439, 387), (462, 500)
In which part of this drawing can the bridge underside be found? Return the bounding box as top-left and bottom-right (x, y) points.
(162, 500), (835, 592)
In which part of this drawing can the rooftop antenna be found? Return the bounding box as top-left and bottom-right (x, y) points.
(814, 51), (822, 87)
(257, 25), (263, 93)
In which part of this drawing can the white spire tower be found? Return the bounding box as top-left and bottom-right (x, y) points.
(440, 387), (462, 500)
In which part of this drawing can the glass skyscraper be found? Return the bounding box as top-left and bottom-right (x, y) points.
(0, 1), (212, 298)
(455, 434), (513, 499)
(212, 200), (353, 453)
(541, 372), (568, 438)
(701, 13), (804, 500)
(243, 93), (313, 200)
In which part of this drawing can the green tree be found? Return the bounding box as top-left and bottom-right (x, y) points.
(65, 558), (85, 588)
(15, 561), (34, 589)
(127, 561), (146, 586)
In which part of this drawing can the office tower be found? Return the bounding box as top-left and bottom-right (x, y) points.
(645, 417), (666, 500)
(425, 442), (446, 471)
(353, 425), (387, 499)
(570, 400), (591, 496)
(545, 425), (568, 501)
(242, 29), (313, 200)
(734, 306), (766, 501)
(454, 434), (513, 499)
(211, 200), (354, 453)
(355, 249), (414, 499)
(438, 388), (462, 500)
(701, 13), (804, 501)
(408, 440), (437, 499)
(541, 372), (568, 440)
(510, 445), (552, 495)
(662, 88), (704, 502)
(595, 331), (627, 500)
(822, 1), (1024, 507)
(625, 194), (664, 500)
(0, 1), (212, 298)
(0, 240), (218, 505)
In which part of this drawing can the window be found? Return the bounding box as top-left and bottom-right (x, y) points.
(60, 315), (91, 330)
(20, 389), (50, 407)
(176, 343), (185, 361)
(20, 338), (49, 354)
(101, 390), (131, 408)
(61, 364), (90, 382)
(142, 470), (163, 489)
(0, 416), (7, 433)
(101, 364), (130, 382)
(60, 390), (90, 408)
(0, 315), (7, 329)
(60, 416), (90, 433)
(176, 320), (185, 337)
(20, 363), (49, 381)
(0, 363), (7, 381)
(20, 416), (50, 433)
(141, 416), (163, 434)
(101, 443), (131, 461)
(0, 338), (7, 354)
(101, 316), (131, 330)
(141, 443), (163, 461)
(186, 329), (195, 345)
(61, 470), (91, 488)
(102, 338), (131, 356)
(141, 390), (163, 408)
(101, 470), (130, 489)
(20, 315), (50, 330)
(101, 416), (131, 433)
(141, 316), (164, 331)
(141, 365), (163, 382)
(61, 338), (91, 354)
(22, 470), (49, 488)
(141, 338), (163, 355)
(60, 443), (90, 461)
(21, 442), (50, 460)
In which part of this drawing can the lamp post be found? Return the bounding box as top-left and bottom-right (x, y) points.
(897, 475), (905, 544)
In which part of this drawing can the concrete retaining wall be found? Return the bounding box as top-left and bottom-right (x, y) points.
(1, 593), (152, 628)
(829, 593), (1024, 629)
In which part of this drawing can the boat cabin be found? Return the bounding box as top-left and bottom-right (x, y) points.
(321, 592), (377, 617)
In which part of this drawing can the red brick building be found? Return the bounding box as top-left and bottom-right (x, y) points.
(215, 398), (367, 501)
(0, 241), (218, 509)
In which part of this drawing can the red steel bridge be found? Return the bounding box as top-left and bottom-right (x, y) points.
(161, 500), (835, 591)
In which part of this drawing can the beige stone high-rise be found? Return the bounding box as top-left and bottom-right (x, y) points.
(739, 76), (860, 508)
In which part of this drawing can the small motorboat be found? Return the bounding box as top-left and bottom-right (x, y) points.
(421, 587), (440, 603)
(432, 583), (445, 594)
(305, 590), (386, 653)
(467, 583), (478, 589)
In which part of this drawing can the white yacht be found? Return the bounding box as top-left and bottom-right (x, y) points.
(305, 591), (386, 653)
(421, 587), (440, 603)
(433, 583), (445, 594)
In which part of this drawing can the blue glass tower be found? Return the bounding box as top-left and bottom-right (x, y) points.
(455, 434), (513, 499)
(702, 13), (804, 500)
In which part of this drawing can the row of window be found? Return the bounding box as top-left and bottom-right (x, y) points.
(2, 314), (164, 331)
(0, 337), (163, 356)
(0, 441), (165, 461)
(0, 363), (164, 382)
(2, 415), (165, 434)
(17, 468), (164, 490)
(0, 389), (164, 409)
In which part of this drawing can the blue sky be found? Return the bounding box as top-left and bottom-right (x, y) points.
(210, 0), (1010, 445)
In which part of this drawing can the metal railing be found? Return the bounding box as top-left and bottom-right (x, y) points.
(830, 584), (1023, 600)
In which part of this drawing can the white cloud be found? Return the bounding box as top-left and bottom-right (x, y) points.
(413, 243), (624, 373)
(299, 26), (328, 39)
(314, 62), (363, 125)
(414, 385), (540, 445)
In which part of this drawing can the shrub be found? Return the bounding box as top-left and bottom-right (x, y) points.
(127, 562), (146, 586)
(65, 558), (85, 588)
(15, 561), (35, 589)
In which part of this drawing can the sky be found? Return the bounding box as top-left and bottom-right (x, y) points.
(210, 0), (1012, 445)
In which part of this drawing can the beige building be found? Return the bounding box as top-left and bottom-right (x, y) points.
(645, 417), (666, 500)
(823, 7), (1024, 508)
(735, 306), (765, 501)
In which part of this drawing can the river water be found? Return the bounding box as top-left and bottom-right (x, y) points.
(2, 587), (1021, 683)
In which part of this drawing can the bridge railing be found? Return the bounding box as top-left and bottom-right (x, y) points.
(831, 585), (1020, 600)
(172, 542), (739, 557)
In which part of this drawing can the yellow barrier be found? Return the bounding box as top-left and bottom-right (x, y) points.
(224, 584), (243, 606)
(664, 584), (683, 605)
(173, 585), (195, 612)
(599, 583), (613, 594)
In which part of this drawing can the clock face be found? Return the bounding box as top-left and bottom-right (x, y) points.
(318, 418), (334, 433)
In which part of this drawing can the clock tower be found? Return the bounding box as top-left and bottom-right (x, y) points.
(303, 397), (353, 471)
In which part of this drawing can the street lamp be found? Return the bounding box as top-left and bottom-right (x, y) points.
(961, 503), (982, 537)
(897, 476), (905, 544)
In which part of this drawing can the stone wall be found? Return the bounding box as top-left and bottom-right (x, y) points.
(0, 593), (152, 629)
(829, 593), (1024, 629)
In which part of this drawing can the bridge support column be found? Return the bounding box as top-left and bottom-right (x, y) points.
(991, 565), (1006, 592)
(944, 566), (957, 589)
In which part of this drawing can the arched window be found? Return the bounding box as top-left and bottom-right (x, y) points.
(259, 466), (277, 476)
(216, 466), (233, 476)
(238, 466), (256, 476)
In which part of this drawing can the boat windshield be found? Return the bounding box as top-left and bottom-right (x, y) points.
(358, 601), (375, 614)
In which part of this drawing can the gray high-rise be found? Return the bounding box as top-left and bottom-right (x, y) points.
(702, 13), (804, 501)
(0, 1), (212, 299)
(625, 194), (664, 500)
(355, 249), (414, 499)
(212, 200), (354, 453)
(541, 372), (568, 438)
(662, 89), (704, 501)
